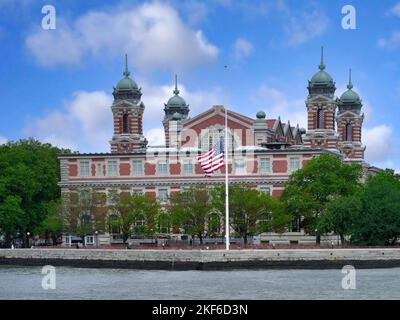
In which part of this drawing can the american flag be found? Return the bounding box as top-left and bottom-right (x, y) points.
(196, 138), (225, 177)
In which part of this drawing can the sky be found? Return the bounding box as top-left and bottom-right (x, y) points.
(0, 0), (399, 172)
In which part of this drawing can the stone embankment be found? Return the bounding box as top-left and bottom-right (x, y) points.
(1, 248), (400, 270)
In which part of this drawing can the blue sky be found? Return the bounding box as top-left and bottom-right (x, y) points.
(0, 0), (399, 172)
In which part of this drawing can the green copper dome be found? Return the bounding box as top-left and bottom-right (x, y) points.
(116, 77), (138, 91)
(338, 69), (362, 114)
(340, 89), (360, 102)
(310, 47), (334, 85)
(165, 75), (188, 110)
(256, 111), (266, 119)
(340, 69), (360, 103)
(115, 54), (138, 91)
(167, 95), (187, 108)
(310, 69), (334, 85)
(308, 47), (336, 98)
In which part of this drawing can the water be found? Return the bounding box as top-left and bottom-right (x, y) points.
(0, 266), (399, 300)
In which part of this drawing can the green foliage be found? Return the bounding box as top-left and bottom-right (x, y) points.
(351, 171), (400, 245)
(34, 200), (64, 244)
(281, 154), (362, 241)
(212, 184), (282, 244)
(0, 139), (69, 246)
(62, 189), (107, 239)
(109, 193), (160, 243)
(317, 195), (362, 244)
(0, 195), (24, 244)
(169, 187), (214, 244)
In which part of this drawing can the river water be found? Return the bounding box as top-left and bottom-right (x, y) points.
(0, 266), (399, 300)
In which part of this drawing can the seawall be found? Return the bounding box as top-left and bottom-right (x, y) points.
(1, 248), (400, 270)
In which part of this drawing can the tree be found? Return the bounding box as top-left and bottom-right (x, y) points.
(169, 187), (215, 244)
(109, 193), (160, 243)
(0, 139), (70, 247)
(317, 195), (362, 245)
(62, 189), (107, 243)
(281, 154), (362, 244)
(0, 195), (24, 247)
(352, 171), (400, 245)
(34, 200), (64, 245)
(213, 185), (282, 244)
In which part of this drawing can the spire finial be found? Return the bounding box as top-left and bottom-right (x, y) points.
(173, 74), (180, 95)
(123, 53), (130, 78)
(319, 46), (325, 70)
(347, 68), (353, 89)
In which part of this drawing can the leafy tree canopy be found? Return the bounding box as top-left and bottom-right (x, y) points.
(0, 139), (69, 246)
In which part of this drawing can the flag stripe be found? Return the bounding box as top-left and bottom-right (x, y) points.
(196, 139), (225, 177)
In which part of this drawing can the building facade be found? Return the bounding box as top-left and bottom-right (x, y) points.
(58, 49), (374, 245)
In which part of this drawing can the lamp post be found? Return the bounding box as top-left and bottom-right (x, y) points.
(95, 231), (99, 247)
(315, 228), (318, 246)
(27, 232), (30, 248)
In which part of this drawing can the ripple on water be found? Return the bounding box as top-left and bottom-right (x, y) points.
(0, 266), (399, 300)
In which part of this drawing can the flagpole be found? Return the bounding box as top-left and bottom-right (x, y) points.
(224, 65), (230, 251)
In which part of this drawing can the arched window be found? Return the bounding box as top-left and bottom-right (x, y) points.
(317, 109), (324, 129)
(199, 127), (237, 151)
(122, 114), (129, 133)
(345, 123), (353, 141)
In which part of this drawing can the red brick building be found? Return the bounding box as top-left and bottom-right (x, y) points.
(58, 51), (375, 244)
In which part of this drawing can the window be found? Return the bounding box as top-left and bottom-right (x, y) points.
(133, 215), (146, 234)
(84, 235), (94, 245)
(158, 189), (169, 203)
(234, 159), (246, 175)
(158, 214), (170, 234)
(291, 217), (301, 232)
(182, 160), (194, 175)
(96, 163), (103, 177)
(122, 113), (129, 133)
(132, 160), (144, 176)
(107, 189), (119, 206)
(79, 160), (90, 177)
(199, 127), (236, 151)
(108, 213), (121, 235)
(107, 160), (118, 177)
(289, 157), (301, 173)
(345, 123), (353, 141)
(208, 214), (221, 235)
(132, 189), (143, 195)
(135, 216), (145, 227)
(259, 186), (271, 195)
(317, 109), (324, 129)
(157, 161), (168, 175)
(259, 157), (271, 174)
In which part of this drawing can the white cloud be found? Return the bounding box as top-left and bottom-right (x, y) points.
(387, 3), (400, 17)
(146, 128), (165, 146)
(378, 31), (400, 49)
(182, 0), (209, 26)
(250, 84), (307, 128)
(25, 2), (218, 71)
(23, 82), (225, 151)
(23, 91), (113, 152)
(233, 37), (254, 60)
(363, 125), (393, 163)
(0, 137), (7, 145)
(282, 9), (329, 47)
